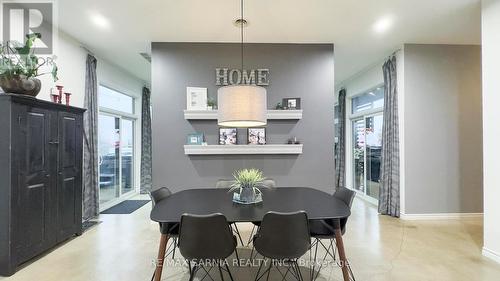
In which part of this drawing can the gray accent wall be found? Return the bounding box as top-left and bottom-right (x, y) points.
(403, 44), (483, 214)
(151, 43), (335, 193)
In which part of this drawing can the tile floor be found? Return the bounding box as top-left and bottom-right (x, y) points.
(1, 196), (500, 281)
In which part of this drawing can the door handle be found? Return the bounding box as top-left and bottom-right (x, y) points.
(49, 141), (59, 145)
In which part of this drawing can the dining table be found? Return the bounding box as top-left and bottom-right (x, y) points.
(150, 187), (352, 281)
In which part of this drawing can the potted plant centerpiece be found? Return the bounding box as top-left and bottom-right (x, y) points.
(229, 168), (266, 204)
(0, 33), (58, 97)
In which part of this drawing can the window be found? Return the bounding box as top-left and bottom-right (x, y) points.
(99, 85), (134, 114)
(98, 85), (137, 206)
(351, 86), (384, 114)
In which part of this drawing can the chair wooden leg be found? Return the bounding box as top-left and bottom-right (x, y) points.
(334, 229), (350, 281)
(154, 234), (169, 281)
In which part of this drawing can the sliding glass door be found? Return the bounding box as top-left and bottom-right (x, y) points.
(365, 114), (383, 200)
(98, 85), (137, 206)
(352, 119), (365, 193)
(350, 86), (384, 202)
(120, 119), (134, 195)
(98, 115), (120, 204)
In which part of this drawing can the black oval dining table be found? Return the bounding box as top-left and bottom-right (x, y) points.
(150, 187), (352, 281)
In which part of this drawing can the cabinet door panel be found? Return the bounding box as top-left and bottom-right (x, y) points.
(57, 112), (83, 240)
(14, 108), (54, 261)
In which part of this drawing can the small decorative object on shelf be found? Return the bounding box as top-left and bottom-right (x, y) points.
(248, 128), (266, 145)
(282, 98), (301, 109)
(207, 97), (217, 110)
(229, 168), (267, 204)
(275, 102), (283, 110)
(187, 133), (204, 145)
(0, 33), (58, 97)
(50, 88), (59, 103)
(219, 128), (237, 145)
(56, 85), (64, 104)
(64, 92), (71, 106)
(288, 136), (301, 144)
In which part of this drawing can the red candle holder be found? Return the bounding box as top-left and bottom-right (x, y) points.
(55, 85), (64, 104)
(50, 88), (59, 103)
(64, 92), (72, 106)
(50, 93), (59, 103)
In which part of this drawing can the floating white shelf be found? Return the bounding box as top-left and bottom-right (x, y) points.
(184, 144), (303, 155)
(183, 109), (303, 120)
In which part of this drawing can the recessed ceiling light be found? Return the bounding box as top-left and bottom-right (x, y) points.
(89, 12), (111, 30)
(368, 92), (375, 96)
(373, 16), (394, 34)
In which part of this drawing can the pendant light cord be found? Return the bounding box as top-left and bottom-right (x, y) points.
(240, 0), (244, 73)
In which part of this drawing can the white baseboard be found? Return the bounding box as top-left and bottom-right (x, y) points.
(400, 213), (483, 220)
(483, 247), (500, 264)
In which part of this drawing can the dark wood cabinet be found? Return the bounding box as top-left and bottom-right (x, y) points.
(0, 94), (85, 276)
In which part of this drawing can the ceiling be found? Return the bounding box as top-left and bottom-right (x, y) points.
(57, 0), (481, 84)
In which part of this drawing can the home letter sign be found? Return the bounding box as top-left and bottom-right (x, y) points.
(216, 68), (269, 86)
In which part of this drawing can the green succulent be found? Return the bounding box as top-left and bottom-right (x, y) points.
(228, 168), (266, 194)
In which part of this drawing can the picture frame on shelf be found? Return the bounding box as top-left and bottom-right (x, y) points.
(187, 133), (204, 145)
(248, 128), (266, 145)
(282, 97), (301, 109)
(219, 128), (238, 145)
(186, 87), (208, 110)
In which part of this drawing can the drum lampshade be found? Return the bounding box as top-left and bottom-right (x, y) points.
(217, 85), (267, 127)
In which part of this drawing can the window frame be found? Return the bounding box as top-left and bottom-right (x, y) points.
(349, 84), (385, 120)
(98, 84), (136, 118)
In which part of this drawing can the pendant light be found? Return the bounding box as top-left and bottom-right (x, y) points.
(217, 0), (267, 128)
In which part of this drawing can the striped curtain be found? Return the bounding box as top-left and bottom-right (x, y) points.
(82, 54), (99, 220)
(140, 87), (153, 193)
(378, 56), (400, 217)
(335, 89), (346, 189)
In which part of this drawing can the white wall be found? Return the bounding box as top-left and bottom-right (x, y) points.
(403, 44), (483, 216)
(36, 32), (87, 107)
(481, 0), (500, 264)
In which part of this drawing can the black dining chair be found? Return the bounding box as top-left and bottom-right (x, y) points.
(253, 211), (310, 281)
(309, 187), (356, 281)
(215, 179), (245, 246)
(178, 213), (238, 281)
(247, 179), (276, 246)
(149, 187), (179, 259)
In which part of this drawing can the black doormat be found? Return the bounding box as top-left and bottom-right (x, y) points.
(100, 200), (150, 214)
